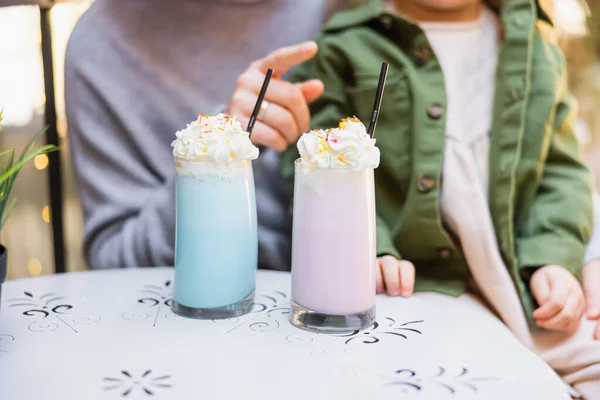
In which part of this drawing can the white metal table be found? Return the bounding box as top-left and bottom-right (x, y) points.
(0, 268), (569, 399)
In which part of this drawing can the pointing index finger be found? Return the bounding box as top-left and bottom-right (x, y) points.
(253, 41), (318, 76)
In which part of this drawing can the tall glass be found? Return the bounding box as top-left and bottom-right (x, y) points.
(172, 158), (257, 319)
(290, 159), (376, 333)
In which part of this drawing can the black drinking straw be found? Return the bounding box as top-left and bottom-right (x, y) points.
(367, 62), (389, 138)
(247, 68), (274, 136)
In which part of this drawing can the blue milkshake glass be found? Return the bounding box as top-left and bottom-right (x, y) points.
(172, 157), (257, 319)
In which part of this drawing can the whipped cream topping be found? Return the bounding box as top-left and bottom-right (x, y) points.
(297, 117), (380, 170)
(172, 113), (259, 163)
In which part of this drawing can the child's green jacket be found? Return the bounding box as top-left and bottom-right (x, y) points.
(282, 0), (593, 319)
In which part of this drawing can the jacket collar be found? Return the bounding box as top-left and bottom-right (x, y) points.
(323, 0), (552, 32)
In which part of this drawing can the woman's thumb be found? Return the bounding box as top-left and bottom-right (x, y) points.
(295, 79), (324, 104)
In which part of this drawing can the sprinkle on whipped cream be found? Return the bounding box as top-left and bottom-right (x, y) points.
(297, 117), (380, 170)
(172, 113), (259, 163)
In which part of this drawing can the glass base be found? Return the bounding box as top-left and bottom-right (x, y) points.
(172, 291), (254, 320)
(289, 300), (375, 333)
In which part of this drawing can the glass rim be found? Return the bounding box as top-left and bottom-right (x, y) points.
(174, 156), (251, 165)
(294, 158), (374, 171)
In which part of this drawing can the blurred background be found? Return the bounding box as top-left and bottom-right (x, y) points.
(0, 0), (90, 279)
(0, 0), (598, 279)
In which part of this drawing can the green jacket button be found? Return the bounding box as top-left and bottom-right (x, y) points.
(437, 248), (453, 259)
(513, 15), (525, 28)
(417, 174), (436, 193)
(413, 46), (432, 66)
(427, 103), (444, 120)
(379, 15), (393, 29)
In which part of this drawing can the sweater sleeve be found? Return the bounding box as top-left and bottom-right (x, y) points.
(516, 91), (594, 279)
(281, 35), (400, 260)
(65, 53), (175, 269)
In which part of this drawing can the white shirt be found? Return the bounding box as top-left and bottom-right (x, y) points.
(420, 8), (534, 346)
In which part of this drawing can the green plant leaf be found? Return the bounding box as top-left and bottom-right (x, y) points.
(4, 127), (53, 197)
(0, 122), (57, 231)
(0, 144), (57, 230)
(0, 149), (13, 159)
(0, 149), (14, 222)
(18, 126), (49, 164)
(0, 196), (16, 231)
(0, 144), (58, 185)
(0, 149), (14, 194)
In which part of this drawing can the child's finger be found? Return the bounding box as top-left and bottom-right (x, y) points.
(583, 260), (600, 320)
(587, 305), (600, 321)
(530, 269), (551, 308)
(533, 276), (569, 320)
(381, 257), (401, 296)
(376, 259), (384, 294)
(582, 259), (600, 320)
(536, 293), (580, 331)
(594, 321), (600, 341)
(398, 261), (415, 298)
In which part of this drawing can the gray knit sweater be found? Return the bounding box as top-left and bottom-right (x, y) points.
(65, 0), (345, 270)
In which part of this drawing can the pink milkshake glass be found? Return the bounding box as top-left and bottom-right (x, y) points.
(290, 158), (376, 333)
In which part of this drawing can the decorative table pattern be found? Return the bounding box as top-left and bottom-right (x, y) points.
(0, 268), (569, 399)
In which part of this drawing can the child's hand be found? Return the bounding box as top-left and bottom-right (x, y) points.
(531, 265), (585, 334)
(583, 259), (600, 340)
(376, 256), (415, 298)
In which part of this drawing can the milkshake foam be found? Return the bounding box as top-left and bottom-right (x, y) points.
(297, 117), (380, 171)
(172, 113), (259, 164)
